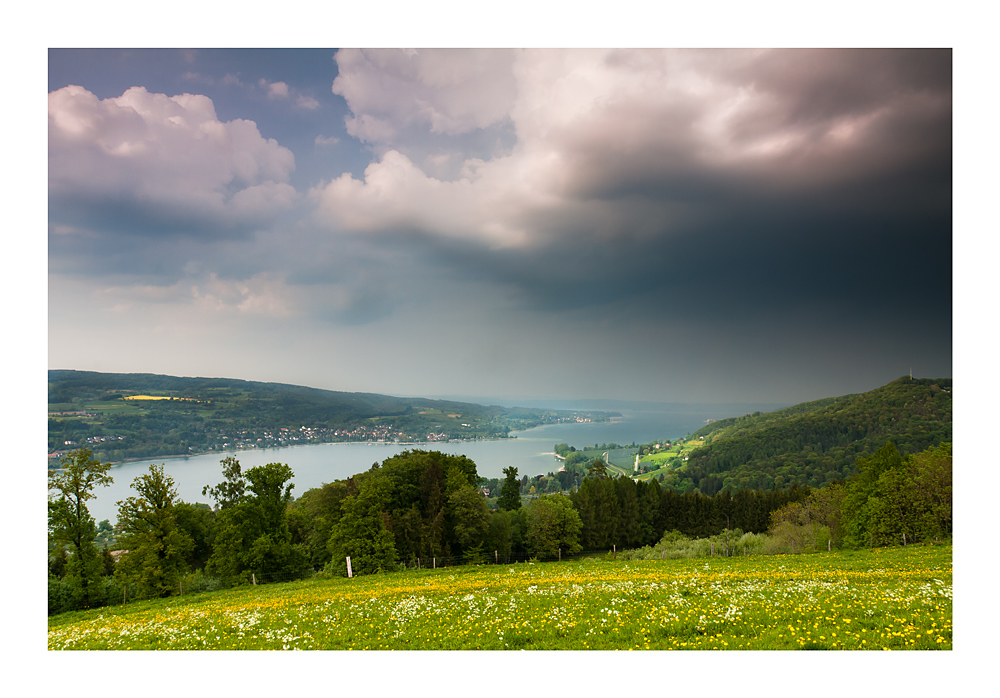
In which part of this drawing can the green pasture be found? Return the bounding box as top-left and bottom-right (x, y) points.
(48, 543), (951, 651)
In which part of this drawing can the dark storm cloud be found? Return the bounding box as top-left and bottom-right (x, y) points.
(358, 48), (952, 334)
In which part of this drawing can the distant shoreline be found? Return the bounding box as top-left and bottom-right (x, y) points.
(85, 434), (522, 468)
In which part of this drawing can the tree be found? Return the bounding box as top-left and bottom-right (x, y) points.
(525, 494), (583, 558)
(587, 459), (609, 480)
(498, 466), (522, 511)
(48, 448), (113, 608)
(287, 480), (349, 568)
(448, 484), (489, 559)
(328, 474), (397, 575)
(842, 441), (951, 547)
(202, 455), (246, 510)
(173, 502), (216, 570)
(485, 509), (513, 562)
(115, 464), (194, 599)
(207, 462), (308, 585)
(842, 442), (905, 547)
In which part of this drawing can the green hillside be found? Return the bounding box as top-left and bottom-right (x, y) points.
(47, 370), (616, 464)
(677, 376), (951, 494)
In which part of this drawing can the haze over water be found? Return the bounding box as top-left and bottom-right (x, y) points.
(88, 401), (784, 525)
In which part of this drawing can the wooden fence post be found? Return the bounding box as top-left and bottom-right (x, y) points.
(346, 557), (353, 578)
(495, 550), (498, 564)
(252, 573), (256, 585)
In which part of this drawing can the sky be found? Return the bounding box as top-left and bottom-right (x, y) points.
(46, 46), (954, 406)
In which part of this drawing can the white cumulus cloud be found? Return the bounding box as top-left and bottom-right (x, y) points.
(332, 48), (518, 142)
(49, 85), (297, 235)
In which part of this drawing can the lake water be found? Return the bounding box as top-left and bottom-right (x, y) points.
(85, 401), (783, 524)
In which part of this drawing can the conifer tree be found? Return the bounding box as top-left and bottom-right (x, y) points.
(498, 466), (522, 511)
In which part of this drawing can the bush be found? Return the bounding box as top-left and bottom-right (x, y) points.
(49, 574), (127, 615)
(620, 528), (769, 560)
(763, 521), (833, 555)
(181, 569), (223, 594)
(48, 575), (78, 616)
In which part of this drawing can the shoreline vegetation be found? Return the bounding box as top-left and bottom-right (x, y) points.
(101, 433), (526, 469)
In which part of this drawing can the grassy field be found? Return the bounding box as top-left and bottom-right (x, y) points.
(48, 543), (951, 651)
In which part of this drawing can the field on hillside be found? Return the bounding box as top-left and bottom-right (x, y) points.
(48, 544), (951, 651)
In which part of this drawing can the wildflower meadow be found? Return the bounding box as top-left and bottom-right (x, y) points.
(48, 543), (951, 651)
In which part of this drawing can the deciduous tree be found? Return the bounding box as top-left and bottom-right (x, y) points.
(48, 448), (113, 608)
(115, 464), (193, 599)
(525, 494), (583, 558)
(207, 462), (308, 584)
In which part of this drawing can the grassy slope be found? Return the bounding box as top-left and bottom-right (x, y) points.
(49, 543), (952, 651)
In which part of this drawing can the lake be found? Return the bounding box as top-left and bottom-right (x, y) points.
(84, 401), (783, 524)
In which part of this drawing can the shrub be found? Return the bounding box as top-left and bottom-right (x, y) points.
(181, 569), (223, 595)
(620, 528), (770, 560)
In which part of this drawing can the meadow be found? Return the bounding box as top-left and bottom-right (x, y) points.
(47, 543), (951, 651)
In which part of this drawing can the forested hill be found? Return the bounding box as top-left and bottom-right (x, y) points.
(681, 376), (952, 494)
(48, 370), (616, 463)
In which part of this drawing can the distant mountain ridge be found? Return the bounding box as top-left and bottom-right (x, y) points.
(48, 370), (618, 463)
(678, 376), (952, 494)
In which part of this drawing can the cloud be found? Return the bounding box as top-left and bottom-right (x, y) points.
(259, 78), (321, 110)
(315, 48), (951, 319)
(295, 95), (321, 110)
(48, 85), (297, 239)
(263, 79), (290, 99)
(332, 48), (518, 141)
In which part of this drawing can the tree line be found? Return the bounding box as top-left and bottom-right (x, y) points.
(48, 437), (951, 615)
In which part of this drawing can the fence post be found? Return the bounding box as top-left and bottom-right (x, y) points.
(346, 557), (353, 578)
(433, 557), (436, 569)
(417, 557), (420, 570)
(252, 573), (256, 585)
(558, 548), (561, 562)
(495, 550), (498, 564)
(711, 542), (714, 557)
(613, 545), (616, 560)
